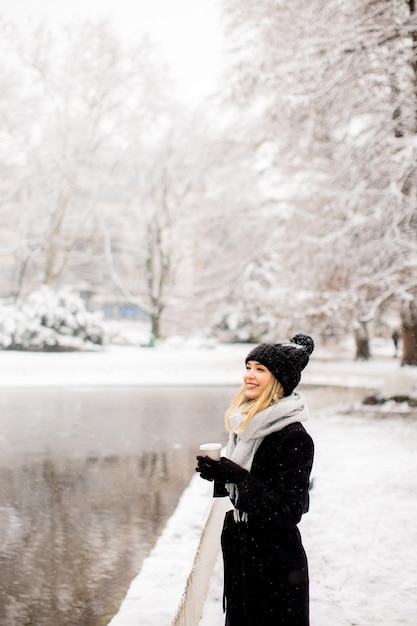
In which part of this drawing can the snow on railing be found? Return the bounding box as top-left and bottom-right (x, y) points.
(171, 497), (229, 626)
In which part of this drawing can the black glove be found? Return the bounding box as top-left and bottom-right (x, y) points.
(195, 456), (248, 484)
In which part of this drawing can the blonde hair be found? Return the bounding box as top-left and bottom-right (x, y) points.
(225, 376), (285, 434)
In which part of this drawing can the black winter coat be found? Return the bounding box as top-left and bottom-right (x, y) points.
(215, 422), (314, 626)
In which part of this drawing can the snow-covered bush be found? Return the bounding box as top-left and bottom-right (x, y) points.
(212, 306), (276, 343)
(0, 286), (105, 351)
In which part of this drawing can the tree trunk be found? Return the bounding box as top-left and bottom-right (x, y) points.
(401, 295), (417, 365)
(151, 313), (160, 340)
(13, 254), (32, 301)
(397, 4), (417, 365)
(408, 0), (417, 132)
(354, 321), (370, 360)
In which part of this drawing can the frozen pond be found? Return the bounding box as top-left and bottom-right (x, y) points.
(0, 384), (366, 626)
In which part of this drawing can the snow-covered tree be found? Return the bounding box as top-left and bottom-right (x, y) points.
(0, 19), (173, 300)
(218, 0), (417, 358)
(0, 17), (226, 340)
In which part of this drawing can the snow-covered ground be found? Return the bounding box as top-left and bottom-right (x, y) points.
(0, 338), (414, 392)
(1, 340), (417, 625)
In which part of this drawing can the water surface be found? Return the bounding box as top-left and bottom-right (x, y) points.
(0, 386), (232, 626)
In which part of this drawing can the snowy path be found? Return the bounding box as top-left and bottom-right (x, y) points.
(200, 408), (417, 626)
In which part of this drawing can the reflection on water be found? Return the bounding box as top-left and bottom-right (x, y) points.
(0, 387), (232, 626)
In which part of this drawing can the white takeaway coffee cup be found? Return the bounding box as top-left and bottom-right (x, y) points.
(199, 443), (222, 461)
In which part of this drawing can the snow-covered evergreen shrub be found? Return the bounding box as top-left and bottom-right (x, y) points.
(0, 286), (105, 351)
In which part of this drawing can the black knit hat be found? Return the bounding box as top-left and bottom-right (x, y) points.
(245, 333), (314, 396)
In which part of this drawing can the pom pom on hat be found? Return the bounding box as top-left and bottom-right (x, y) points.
(245, 333), (314, 396)
(291, 333), (314, 355)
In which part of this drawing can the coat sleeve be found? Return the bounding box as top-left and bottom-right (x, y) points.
(234, 425), (314, 528)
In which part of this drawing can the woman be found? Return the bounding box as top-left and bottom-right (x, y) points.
(196, 334), (314, 626)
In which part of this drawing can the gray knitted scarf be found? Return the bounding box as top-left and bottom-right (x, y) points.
(224, 391), (309, 521)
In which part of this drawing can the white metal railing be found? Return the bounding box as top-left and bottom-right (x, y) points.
(171, 497), (229, 625)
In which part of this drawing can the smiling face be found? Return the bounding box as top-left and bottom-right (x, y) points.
(243, 360), (273, 400)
